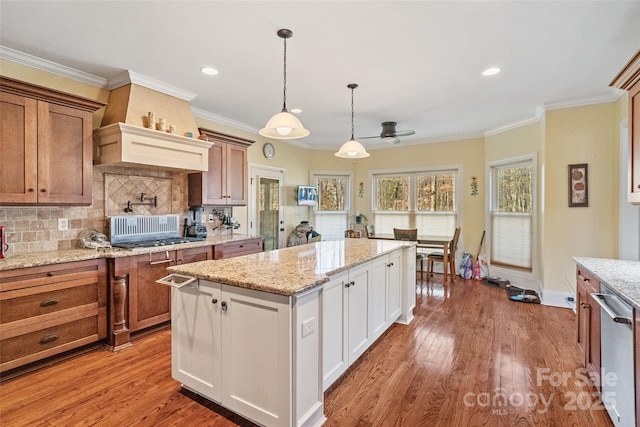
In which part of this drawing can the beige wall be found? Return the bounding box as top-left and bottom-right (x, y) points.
(543, 103), (619, 292)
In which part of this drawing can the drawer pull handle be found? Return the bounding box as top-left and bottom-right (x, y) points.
(40, 334), (59, 344)
(40, 299), (59, 307)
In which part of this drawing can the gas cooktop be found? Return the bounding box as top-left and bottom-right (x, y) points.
(111, 236), (205, 250)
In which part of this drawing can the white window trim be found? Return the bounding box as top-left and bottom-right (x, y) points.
(486, 153), (538, 286)
(310, 170), (354, 239)
(368, 164), (463, 222)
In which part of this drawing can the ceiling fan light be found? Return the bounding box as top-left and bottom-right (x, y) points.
(335, 139), (370, 158)
(259, 111), (310, 139)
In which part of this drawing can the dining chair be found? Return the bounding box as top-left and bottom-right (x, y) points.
(427, 226), (461, 280)
(393, 228), (426, 279)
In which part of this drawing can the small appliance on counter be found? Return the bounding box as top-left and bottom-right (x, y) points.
(79, 229), (112, 250)
(186, 207), (208, 238)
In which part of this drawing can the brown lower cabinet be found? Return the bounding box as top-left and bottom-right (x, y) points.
(107, 246), (212, 349)
(575, 266), (600, 389)
(0, 259), (107, 374)
(213, 238), (263, 259)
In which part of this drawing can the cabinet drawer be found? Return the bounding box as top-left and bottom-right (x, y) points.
(0, 259), (105, 292)
(214, 239), (263, 259)
(1, 281), (98, 326)
(576, 267), (599, 293)
(1, 314), (99, 372)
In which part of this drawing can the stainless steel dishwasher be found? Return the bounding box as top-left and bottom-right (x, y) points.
(592, 284), (635, 427)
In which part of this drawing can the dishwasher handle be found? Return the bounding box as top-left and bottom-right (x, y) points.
(591, 293), (633, 324)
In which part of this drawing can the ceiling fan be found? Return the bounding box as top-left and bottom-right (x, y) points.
(359, 121), (415, 144)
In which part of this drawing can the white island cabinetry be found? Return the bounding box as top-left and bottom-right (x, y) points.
(165, 239), (415, 427)
(171, 280), (323, 427)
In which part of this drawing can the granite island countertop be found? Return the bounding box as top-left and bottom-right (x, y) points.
(0, 234), (262, 271)
(574, 257), (640, 309)
(167, 238), (413, 296)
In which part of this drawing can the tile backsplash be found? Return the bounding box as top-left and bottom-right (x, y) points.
(0, 164), (189, 257)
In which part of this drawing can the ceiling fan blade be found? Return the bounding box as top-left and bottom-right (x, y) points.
(358, 135), (382, 139)
(394, 130), (415, 137)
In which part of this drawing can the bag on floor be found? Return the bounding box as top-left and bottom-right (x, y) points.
(459, 252), (473, 279)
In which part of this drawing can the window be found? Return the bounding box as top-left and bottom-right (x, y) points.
(312, 174), (351, 240)
(489, 158), (534, 271)
(372, 169), (458, 235)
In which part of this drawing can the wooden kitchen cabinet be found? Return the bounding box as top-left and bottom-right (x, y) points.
(107, 246), (212, 348)
(610, 49), (640, 204)
(0, 259), (107, 374)
(213, 238), (263, 259)
(576, 266), (601, 389)
(188, 128), (254, 207)
(0, 77), (104, 206)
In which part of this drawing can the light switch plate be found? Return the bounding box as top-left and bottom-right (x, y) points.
(58, 218), (68, 231)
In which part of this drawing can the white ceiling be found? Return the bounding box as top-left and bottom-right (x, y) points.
(1, 1), (639, 151)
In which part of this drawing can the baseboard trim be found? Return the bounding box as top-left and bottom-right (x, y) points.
(541, 290), (575, 309)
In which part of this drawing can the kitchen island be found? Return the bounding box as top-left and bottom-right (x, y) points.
(163, 238), (416, 427)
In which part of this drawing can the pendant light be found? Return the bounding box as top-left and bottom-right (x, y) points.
(259, 29), (310, 140)
(335, 84), (370, 158)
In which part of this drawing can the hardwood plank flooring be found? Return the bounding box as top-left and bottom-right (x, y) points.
(0, 275), (614, 426)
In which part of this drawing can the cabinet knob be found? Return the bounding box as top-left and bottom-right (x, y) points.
(350, 281), (355, 287)
(28, 188), (35, 192)
(221, 301), (228, 311)
(211, 298), (218, 304)
(345, 282), (350, 288)
(40, 188), (47, 193)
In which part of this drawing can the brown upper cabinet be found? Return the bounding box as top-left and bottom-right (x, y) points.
(0, 78), (104, 206)
(610, 49), (640, 205)
(188, 128), (254, 207)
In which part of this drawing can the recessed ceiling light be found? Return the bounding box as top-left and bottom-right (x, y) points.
(201, 67), (218, 76)
(482, 67), (501, 76)
(291, 108), (302, 114)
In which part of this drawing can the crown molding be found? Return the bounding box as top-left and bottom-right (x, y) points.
(0, 45), (107, 87)
(191, 107), (259, 134)
(484, 105), (545, 137)
(544, 89), (623, 111)
(107, 70), (197, 101)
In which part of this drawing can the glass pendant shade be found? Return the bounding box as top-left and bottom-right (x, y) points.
(335, 138), (370, 158)
(335, 83), (370, 159)
(259, 110), (310, 139)
(260, 28), (309, 140)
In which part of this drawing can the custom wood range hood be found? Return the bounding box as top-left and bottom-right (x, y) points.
(93, 71), (213, 171)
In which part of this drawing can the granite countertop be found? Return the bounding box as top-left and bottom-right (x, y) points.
(167, 239), (412, 296)
(574, 257), (640, 309)
(0, 234), (262, 271)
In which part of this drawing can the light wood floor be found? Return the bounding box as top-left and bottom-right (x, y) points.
(0, 275), (614, 427)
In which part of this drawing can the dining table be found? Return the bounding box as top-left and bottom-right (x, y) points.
(367, 233), (455, 282)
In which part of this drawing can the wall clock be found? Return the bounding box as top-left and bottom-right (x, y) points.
(263, 142), (275, 159)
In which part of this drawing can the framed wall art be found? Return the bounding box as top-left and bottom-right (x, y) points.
(568, 163), (588, 207)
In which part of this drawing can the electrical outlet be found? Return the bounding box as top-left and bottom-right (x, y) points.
(58, 218), (68, 231)
(302, 317), (316, 337)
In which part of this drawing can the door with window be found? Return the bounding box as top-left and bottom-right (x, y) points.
(249, 166), (285, 250)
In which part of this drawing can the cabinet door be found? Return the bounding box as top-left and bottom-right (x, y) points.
(386, 250), (402, 323)
(37, 102), (93, 205)
(129, 251), (175, 332)
(370, 257), (387, 341)
(220, 285), (291, 427)
(171, 280), (221, 401)
(347, 263), (371, 365)
(322, 271), (348, 390)
(576, 278), (588, 359)
(225, 142), (248, 205)
(0, 92), (38, 204)
(629, 81), (640, 204)
(585, 288), (601, 387)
